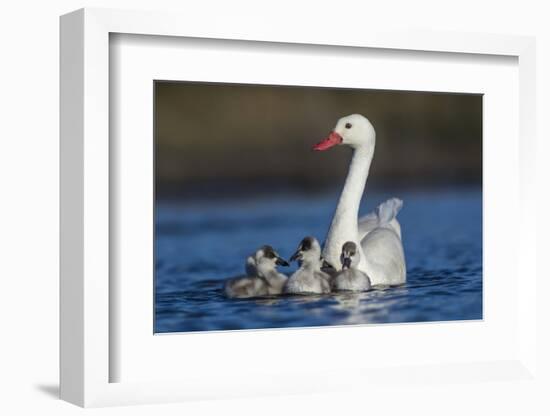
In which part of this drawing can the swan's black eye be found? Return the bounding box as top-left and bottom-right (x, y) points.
(345, 123), (352, 129)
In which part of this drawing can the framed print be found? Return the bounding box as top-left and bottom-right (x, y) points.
(60, 8), (538, 407)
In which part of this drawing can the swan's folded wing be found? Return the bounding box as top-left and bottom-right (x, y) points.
(376, 198), (403, 224)
(358, 198), (403, 241)
(357, 211), (378, 240)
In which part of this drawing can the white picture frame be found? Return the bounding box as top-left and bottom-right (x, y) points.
(60, 7), (537, 407)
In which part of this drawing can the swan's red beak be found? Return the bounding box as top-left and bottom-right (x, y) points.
(313, 131), (343, 151)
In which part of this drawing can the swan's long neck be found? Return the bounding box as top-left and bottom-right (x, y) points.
(334, 147), (372, 224)
(323, 146), (373, 269)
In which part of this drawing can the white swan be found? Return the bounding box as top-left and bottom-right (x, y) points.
(313, 114), (406, 286)
(331, 241), (372, 292)
(225, 245), (289, 298)
(284, 237), (331, 295)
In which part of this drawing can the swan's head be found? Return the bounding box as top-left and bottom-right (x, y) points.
(254, 245), (289, 274)
(340, 241), (360, 269)
(313, 114), (375, 152)
(290, 236), (322, 267)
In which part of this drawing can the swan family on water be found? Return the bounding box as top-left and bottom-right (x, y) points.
(224, 113), (406, 298)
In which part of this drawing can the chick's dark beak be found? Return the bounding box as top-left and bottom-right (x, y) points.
(342, 257), (352, 270)
(276, 257), (290, 267)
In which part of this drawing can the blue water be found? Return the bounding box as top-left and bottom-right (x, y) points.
(155, 188), (482, 333)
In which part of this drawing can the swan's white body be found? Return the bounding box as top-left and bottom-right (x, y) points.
(316, 114), (406, 286)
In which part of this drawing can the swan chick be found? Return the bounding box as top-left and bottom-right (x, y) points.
(225, 245), (289, 298)
(255, 245), (290, 295)
(284, 237), (331, 295)
(331, 241), (372, 292)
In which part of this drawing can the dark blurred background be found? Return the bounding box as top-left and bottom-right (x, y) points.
(155, 82), (482, 199)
